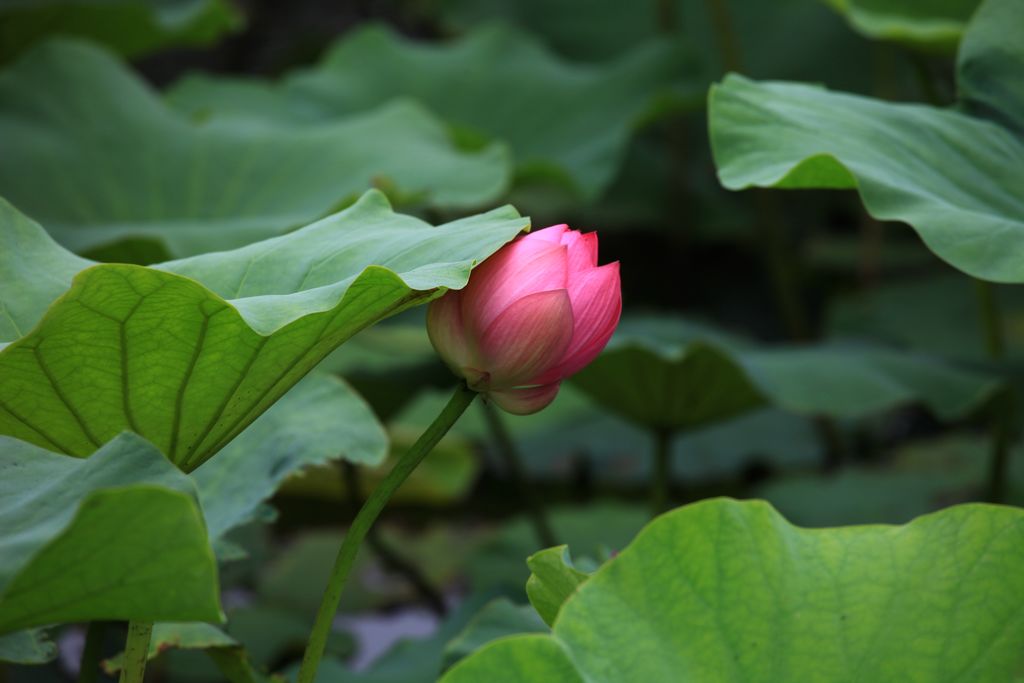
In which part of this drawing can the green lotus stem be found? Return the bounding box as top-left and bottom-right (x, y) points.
(975, 280), (1005, 359)
(118, 621), (152, 683)
(651, 429), (674, 516)
(296, 382), (477, 683)
(975, 279), (1012, 504)
(342, 462), (448, 616)
(704, 0), (743, 73)
(78, 621), (106, 683)
(481, 400), (558, 548)
(987, 395), (1013, 504)
(656, 0), (678, 33)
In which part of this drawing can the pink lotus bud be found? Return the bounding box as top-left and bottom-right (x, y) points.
(427, 224), (621, 415)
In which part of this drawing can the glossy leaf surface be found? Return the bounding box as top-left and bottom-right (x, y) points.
(709, 0), (1024, 282)
(168, 24), (690, 200)
(0, 40), (511, 259)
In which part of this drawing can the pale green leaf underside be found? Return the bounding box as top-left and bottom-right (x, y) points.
(571, 317), (1001, 431)
(821, 0), (978, 50)
(167, 23), (689, 199)
(442, 499), (1024, 682)
(0, 433), (220, 634)
(192, 372), (388, 542)
(709, 0), (1024, 282)
(0, 191), (527, 469)
(0, 39), (511, 259)
(0, 629), (56, 664)
(0, 0), (241, 62)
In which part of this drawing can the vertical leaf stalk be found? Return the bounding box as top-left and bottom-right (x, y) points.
(118, 621), (152, 683)
(975, 280), (1013, 504)
(296, 382), (477, 683)
(78, 621), (106, 683)
(482, 401), (558, 548)
(342, 462), (448, 616)
(651, 429), (675, 516)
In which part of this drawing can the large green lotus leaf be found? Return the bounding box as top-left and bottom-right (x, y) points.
(571, 317), (1002, 431)
(829, 274), (1024, 362)
(192, 372), (387, 544)
(821, 0), (979, 50)
(435, 0), (876, 89)
(167, 23), (693, 200)
(0, 191), (526, 470)
(442, 499), (1024, 682)
(0, 0), (241, 63)
(709, 0), (1024, 282)
(0, 432), (220, 634)
(0, 40), (511, 260)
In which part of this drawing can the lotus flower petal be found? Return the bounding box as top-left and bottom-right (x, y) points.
(426, 223), (620, 415)
(426, 288), (478, 372)
(537, 261), (621, 383)
(461, 238), (569, 335)
(489, 382), (562, 415)
(523, 224), (569, 244)
(478, 288), (574, 388)
(561, 230), (598, 273)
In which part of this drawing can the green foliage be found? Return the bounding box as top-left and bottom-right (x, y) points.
(0, 433), (220, 634)
(192, 372), (387, 546)
(442, 599), (547, 669)
(0, 0), (242, 63)
(0, 41), (511, 260)
(571, 317), (1002, 432)
(435, 0), (878, 92)
(101, 622), (238, 673)
(279, 426), (478, 505)
(761, 434), (1024, 525)
(0, 629), (57, 665)
(443, 499), (1024, 682)
(525, 547), (591, 627)
(820, 0), (979, 50)
(710, 0), (1024, 282)
(0, 192), (525, 470)
(829, 275), (1024, 361)
(468, 503), (647, 595)
(167, 24), (693, 200)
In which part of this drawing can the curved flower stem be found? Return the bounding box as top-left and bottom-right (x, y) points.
(651, 429), (674, 516)
(118, 621), (152, 683)
(481, 401), (557, 548)
(78, 621), (106, 683)
(296, 382), (477, 683)
(341, 462), (448, 616)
